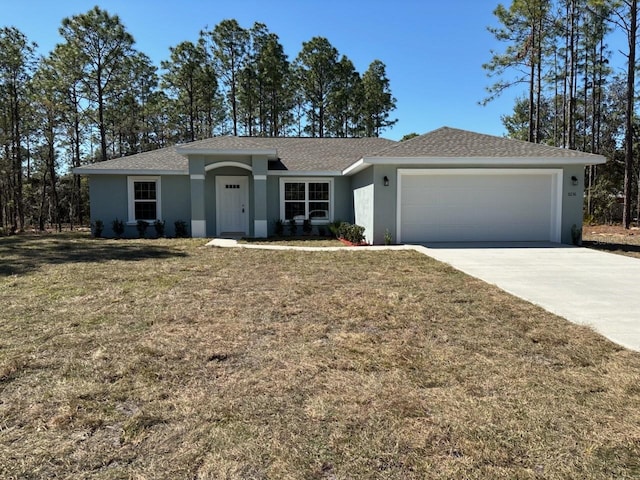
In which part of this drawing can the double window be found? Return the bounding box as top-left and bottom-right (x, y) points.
(127, 176), (161, 223)
(280, 178), (333, 222)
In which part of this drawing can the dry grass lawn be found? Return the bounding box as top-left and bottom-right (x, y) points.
(583, 224), (640, 259)
(238, 236), (347, 247)
(1, 232), (640, 479)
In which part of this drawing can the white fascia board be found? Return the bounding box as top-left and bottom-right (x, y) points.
(176, 147), (277, 157)
(267, 170), (342, 176)
(73, 168), (187, 176)
(360, 155), (607, 166)
(342, 158), (366, 176)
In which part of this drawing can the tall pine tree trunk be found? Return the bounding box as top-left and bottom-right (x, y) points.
(10, 82), (24, 232)
(623, 0), (637, 229)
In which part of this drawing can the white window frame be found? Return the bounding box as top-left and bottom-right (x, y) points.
(127, 176), (161, 224)
(279, 177), (334, 224)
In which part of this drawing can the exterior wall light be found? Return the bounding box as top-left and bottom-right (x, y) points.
(571, 175), (579, 186)
(383, 176), (390, 186)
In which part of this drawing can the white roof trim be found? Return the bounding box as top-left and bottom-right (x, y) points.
(267, 170), (342, 176)
(342, 158), (365, 175)
(205, 161), (252, 172)
(343, 154), (606, 175)
(74, 168), (187, 176)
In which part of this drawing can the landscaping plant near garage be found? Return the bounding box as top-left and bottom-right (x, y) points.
(336, 221), (367, 245)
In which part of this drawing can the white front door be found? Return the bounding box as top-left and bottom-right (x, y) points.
(216, 176), (249, 236)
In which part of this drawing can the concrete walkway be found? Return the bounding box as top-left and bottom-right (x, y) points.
(207, 238), (417, 252)
(208, 238), (640, 352)
(419, 243), (640, 352)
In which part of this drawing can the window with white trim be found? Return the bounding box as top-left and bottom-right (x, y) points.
(127, 176), (161, 223)
(280, 178), (333, 222)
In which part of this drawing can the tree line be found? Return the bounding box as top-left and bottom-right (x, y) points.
(484, 0), (639, 227)
(0, 7), (397, 233)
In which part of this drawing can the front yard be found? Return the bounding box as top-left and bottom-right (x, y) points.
(1, 233), (639, 479)
(583, 223), (640, 259)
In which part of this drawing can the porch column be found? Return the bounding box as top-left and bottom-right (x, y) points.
(189, 157), (206, 238)
(252, 155), (268, 237)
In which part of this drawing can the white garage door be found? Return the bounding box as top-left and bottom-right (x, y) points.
(398, 169), (562, 243)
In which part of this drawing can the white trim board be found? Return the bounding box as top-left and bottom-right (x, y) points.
(205, 161), (252, 172)
(343, 155), (606, 176)
(127, 175), (161, 224)
(268, 170), (341, 177)
(191, 220), (206, 238)
(278, 177), (334, 223)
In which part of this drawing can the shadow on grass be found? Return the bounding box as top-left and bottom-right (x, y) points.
(0, 232), (188, 277)
(583, 240), (640, 256)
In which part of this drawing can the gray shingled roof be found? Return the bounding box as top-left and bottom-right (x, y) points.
(370, 126), (605, 159)
(74, 147), (188, 173)
(75, 136), (396, 173)
(74, 127), (606, 175)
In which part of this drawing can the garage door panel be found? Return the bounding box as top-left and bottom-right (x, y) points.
(399, 172), (558, 242)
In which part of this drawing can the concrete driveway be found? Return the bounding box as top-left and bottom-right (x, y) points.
(417, 243), (640, 352)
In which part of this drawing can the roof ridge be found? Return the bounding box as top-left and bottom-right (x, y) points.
(367, 125), (605, 158)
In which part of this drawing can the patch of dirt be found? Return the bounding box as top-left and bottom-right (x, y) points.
(582, 223), (640, 259)
(584, 224), (640, 237)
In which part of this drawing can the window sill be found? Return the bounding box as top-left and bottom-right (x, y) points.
(127, 220), (160, 226)
(287, 219), (331, 225)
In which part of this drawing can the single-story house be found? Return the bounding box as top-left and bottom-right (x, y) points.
(74, 126), (606, 244)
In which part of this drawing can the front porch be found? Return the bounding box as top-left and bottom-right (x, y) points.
(182, 149), (272, 239)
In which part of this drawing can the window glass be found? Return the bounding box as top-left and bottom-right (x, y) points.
(282, 180), (330, 221)
(132, 180), (158, 220)
(134, 182), (156, 200)
(284, 182), (305, 201)
(285, 202), (305, 220)
(135, 202), (157, 220)
(309, 182), (329, 201)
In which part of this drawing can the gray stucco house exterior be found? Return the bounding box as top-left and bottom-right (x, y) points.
(74, 127), (606, 244)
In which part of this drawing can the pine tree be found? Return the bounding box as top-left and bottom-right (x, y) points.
(0, 27), (36, 232)
(361, 60), (397, 137)
(59, 6), (136, 162)
(293, 37), (339, 137)
(202, 20), (249, 136)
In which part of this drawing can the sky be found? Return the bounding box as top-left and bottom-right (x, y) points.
(1, 1), (629, 141)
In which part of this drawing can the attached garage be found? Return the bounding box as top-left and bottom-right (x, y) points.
(397, 169), (562, 243)
(345, 127), (607, 245)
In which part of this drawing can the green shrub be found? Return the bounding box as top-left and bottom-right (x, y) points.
(337, 221), (365, 244)
(153, 220), (165, 238)
(136, 220), (149, 238)
(288, 219), (297, 236)
(112, 219), (125, 238)
(174, 220), (188, 238)
(337, 222), (351, 239)
(274, 219), (284, 236)
(92, 220), (104, 238)
(384, 228), (392, 245)
(318, 226), (326, 237)
(328, 220), (342, 238)
(302, 219), (312, 234)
